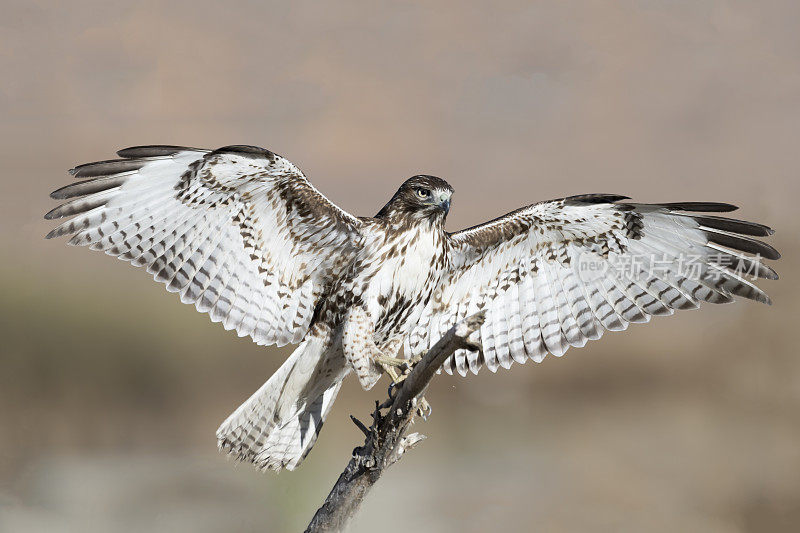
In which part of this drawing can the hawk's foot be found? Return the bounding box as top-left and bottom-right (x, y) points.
(374, 354), (408, 369)
(375, 354), (431, 419)
(375, 354), (411, 384)
(413, 396), (432, 420)
(379, 362), (403, 385)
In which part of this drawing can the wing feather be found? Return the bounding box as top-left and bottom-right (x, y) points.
(47, 145), (362, 346)
(411, 195), (778, 375)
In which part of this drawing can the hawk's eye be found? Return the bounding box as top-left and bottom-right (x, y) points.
(415, 188), (431, 200)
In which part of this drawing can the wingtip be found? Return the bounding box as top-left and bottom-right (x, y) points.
(759, 242), (781, 260)
(663, 202), (740, 213)
(116, 145), (205, 158)
(564, 193), (631, 205)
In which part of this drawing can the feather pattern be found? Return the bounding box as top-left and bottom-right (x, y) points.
(47, 145), (363, 346)
(412, 195), (779, 375)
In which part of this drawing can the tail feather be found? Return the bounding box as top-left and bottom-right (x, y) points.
(251, 383), (342, 470)
(216, 336), (345, 471)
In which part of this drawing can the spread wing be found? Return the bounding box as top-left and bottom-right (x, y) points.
(46, 145), (363, 346)
(407, 194), (779, 376)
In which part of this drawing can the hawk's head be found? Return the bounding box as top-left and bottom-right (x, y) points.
(375, 175), (454, 223)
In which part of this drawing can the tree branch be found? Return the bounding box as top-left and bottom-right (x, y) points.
(304, 312), (486, 533)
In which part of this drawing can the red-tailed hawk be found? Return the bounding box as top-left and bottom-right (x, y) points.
(46, 145), (779, 471)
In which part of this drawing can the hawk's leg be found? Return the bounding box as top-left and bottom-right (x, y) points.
(375, 336), (407, 382)
(378, 346), (433, 420)
(342, 307), (431, 418)
(378, 342), (432, 420)
(342, 306), (405, 390)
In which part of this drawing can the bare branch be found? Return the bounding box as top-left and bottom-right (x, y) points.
(304, 312), (485, 533)
(349, 415), (371, 438)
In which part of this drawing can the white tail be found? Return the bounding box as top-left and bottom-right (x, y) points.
(216, 335), (345, 471)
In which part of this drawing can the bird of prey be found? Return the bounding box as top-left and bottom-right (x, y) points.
(46, 144), (779, 471)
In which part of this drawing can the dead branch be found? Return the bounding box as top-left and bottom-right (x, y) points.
(304, 312), (485, 533)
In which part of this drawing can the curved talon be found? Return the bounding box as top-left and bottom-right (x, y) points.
(416, 397), (432, 420)
(386, 381), (401, 401)
(378, 362), (402, 385)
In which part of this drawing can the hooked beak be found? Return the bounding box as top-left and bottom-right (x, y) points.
(438, 194), (451, 213)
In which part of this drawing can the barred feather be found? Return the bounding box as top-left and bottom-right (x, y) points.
(47, 145), (363, 347)
(415, 195), (778, 375)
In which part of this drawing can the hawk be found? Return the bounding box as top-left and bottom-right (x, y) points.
(46, 144), (779, 471)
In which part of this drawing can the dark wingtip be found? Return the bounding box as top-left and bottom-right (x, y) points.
(70, 159), (145, 178)
(690, 215), (776, 237)
(116, 145), (195, 158)
(43, 206), (60, 220)
(213, 145), (276, 160)
(704, 229), (781, 260)
(662, 202), (739, 212)
(565, 193), (631, 205)
(759, 242), (781, 260)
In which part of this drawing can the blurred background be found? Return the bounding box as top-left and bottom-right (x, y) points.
(2, 1), (799, 531)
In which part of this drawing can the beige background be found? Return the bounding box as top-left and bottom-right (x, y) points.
(2, 1), (798, 532)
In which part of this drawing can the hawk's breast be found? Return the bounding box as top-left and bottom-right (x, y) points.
(361, 224), (446, 340)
